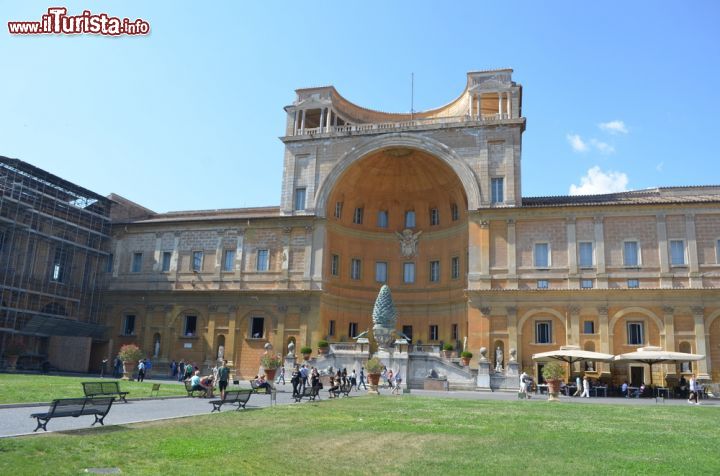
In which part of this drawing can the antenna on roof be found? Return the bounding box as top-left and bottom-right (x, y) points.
(410, 72), (415, 120)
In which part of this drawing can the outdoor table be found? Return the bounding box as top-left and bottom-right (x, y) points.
(536, 384), (548, 395)
(655, 387), (670, 399)
(591, 386), (607, 397)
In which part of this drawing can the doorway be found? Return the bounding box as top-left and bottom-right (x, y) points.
(630, 365), (645, 386)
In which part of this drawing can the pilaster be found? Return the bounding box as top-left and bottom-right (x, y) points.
(594, 217), (607, 288)
(692, 306), (710, 379)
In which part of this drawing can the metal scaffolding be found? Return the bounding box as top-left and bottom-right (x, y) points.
(0, 157), (111, 367)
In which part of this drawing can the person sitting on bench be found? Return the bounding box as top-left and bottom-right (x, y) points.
(254, 375), (272, 392)
(328, 376), (340, 398)
(190, 371), (208, 397)
(200, 375), (215, 398)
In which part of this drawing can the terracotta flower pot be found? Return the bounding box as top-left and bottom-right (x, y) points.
(461, 357), (471, 366)
(442, 350), (453, 359)
(302, 353), (310, 361)
(317, 347), (329, 355)
(546, 379), (562, 401)
(368, 373), (381, 386)
(122, 361), (137, 381)
(264, 368), (277, 381)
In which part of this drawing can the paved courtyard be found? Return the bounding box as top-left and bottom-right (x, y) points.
(1, 379), (716, 438)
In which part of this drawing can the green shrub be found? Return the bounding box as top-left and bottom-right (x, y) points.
(365, 357), (384, 374)
(118, 344), (143, 362)
(541, 362), (565, 381)
(442, 343), (454, 351)
(460, 351), (473, 359)
(318, 340), (329, 348)
(300, 346), (312, 355)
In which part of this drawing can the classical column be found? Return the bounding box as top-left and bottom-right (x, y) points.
(594, 217), (607, 288)
(293, 110), (299, 135)
(319, 108), (325, 133)
(497, 92), (502, 116)
(663, 306), (676, 377)
(310, 222), (325, 288)
(507, 219), (517, 289)
(326, 108), (332, 130)
(300, 109), (306, 134)
(506, 91), (511, 118)
(469, 93), (474, 117)
(657, 213), (671, 288)
(152, 233), (162, 271)
(598, 306), (610, 354)
(569, 305), (580, 346)
(686, 214), (701, 287)
(506, 306), (518, 363)
(692, 306), (710, 379)
(567, 216), (578, 278)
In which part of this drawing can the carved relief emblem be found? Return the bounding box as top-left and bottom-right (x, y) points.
(395, 228), (422, 257)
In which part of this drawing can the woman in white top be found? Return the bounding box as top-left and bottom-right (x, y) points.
(581, 376), (590, 398)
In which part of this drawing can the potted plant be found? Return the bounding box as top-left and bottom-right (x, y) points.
(3, 338), (25, 371)
(300, 346), (312, 361)
(260, 353), (282, 381)
(542, 362), (566, 401)
(442, 343), (454, 359)
(317, 340), (330, 355)
(460, 351), (473, 366)
(118, 344), (144, 381)
(365, 356), (384, 393)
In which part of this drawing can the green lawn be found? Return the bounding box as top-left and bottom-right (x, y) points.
(1, 396), (719, 475)
(0, 374), (187, 403)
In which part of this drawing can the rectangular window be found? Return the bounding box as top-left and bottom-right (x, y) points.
(627, 321), (644, 345)
(123, 315), (136, 336)
(52, 248), (69, 281)
(222, 250), (235, 272)
(348, 322), (358, 339)
(670, 240), (686, 266)
(328, 320), (335, 337)
(106, 253), (114, 273)
(331, 254), (339, 276)
(451, 323), (458, 340)
(192, 251), (203, 272)
(403, 262), (415, 283)
(377, 210), (388, 228)
(534, 243), (549, 268)
(451, 256), (460, 279)
(294, 187), (306, 211)
(535, 321), (552, 344)
(430, 208), (440, 226)
(161, 251), (172, 272)
(578, 242), (594, 268)
(451, 203), (459, 221)
(491, 177), (504, 204)
(402, 325), (413, 342)
(623, 241), (639, 266)
(334, 201), (343, 219)
(256, 249), (269, 271)
(353, 207), (364, 224)
(351, 258), (362, 280)
(184, 315), (197, 336)
(580, 279), (594, 289)
(583, 321), (595, 334)
(430, 260), (440, 282)
(537, 279), (549, 289)
(628, 278), (640, 289)
(251, 317), (264, 339)
(131, 252), (143, 273)
(375, 261), (387, 283)
(405, 210), (416, 228)
(429, 325), (439, 341)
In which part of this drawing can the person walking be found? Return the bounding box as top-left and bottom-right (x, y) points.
(573, 375), (582, 397)
(276, 366), (286, 385)
(581, 375), (590, 398)
(688, 374), (700, 404)
(290, 366), (301, 397)
(137, 359), (146, 382)
(218, 359), (230, 400)
(350, 369), (357, 391)
(358, 367), (367, 390)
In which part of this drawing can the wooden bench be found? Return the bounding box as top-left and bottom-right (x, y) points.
(330, 383), (352, 398)
(30, 397), (115, 432)
(184, 380), (207, 397)
(294, 384), (321, 403)
(82, 381), (129, 403)
(209, 389), (253, 412)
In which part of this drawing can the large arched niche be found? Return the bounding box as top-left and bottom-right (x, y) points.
(315, 134), (479, 217)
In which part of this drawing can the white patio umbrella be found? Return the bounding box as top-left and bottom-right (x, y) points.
(613, 346), (705, 385)
(532, 345), (615, 376)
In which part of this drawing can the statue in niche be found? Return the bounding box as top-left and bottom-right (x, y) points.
(217, 345), (225, 360)
(395, 229), (423, 257)
(153, 337), (160, 358)
(495, 346), (504, 372)
(287, 340), (295, 357)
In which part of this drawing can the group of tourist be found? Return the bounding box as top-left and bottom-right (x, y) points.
(187, 359), (232, 399)
(111, 356), (153, 380)
(170, 359), (201, 382)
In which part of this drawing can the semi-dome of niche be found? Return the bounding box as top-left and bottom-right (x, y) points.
(327, 147), (467, 231)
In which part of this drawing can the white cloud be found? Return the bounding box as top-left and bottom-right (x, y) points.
(590, 139), (615, 154)
(566, 133), (588, 152)
(598, 120), (628, 134)
(656, 161), (664, 172)
(569, 166), (629, 195)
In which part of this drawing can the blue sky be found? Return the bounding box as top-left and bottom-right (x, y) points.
(1, 1), (719, 212)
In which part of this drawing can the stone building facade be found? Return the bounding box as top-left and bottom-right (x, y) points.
(101, 69), (720, 384)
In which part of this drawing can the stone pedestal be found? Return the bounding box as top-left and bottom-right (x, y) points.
(476, 360), (491, 389)
(506, 361), (519, 378)
(284, 356), (297, 371)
